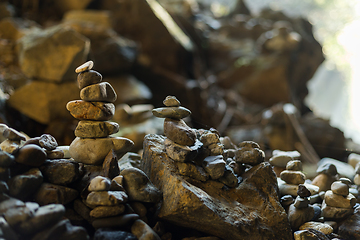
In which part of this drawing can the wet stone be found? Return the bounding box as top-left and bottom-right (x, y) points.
(66, 100), (115, 121)
(75, 120), (119, 138)
(164, 118), (196, 146)
(202, 155), (226, 180)
(331, 181), (349, 196)
(93, 229), (137, 240)
(0, 151), (15, 167)
(163, 96), (180, 107)
(88, 176), (111, 192)
(4, 205), (33, 228)
(90, 204), (125, 218)
(75, 60), (94, 73)
(39, 134), (58, 151)
(152, 106), (191, 119)
(92, 213), (139, 229)
(86, 191), (128, 206)
(14, 144), (47, 167)
(77, 69), (102, 89)
(339, 177), (352, 186)
(39, 159), (80, 185)
(80, 82), (117, 103)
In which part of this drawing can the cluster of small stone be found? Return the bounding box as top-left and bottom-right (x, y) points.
(67, 61), (134, 166)
(0, 124), (88, 239)
(152, 96), (265, 188)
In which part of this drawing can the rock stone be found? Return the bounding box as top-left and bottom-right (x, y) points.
(34, 183), (78, 206)
(93, 228), (137, 240)
(7, 81), (79, 124)
(278, 178), (319, 197)
(3, 127), (26, 141)
(331, 181), (349, 196)
(152, 107), (191, 119)
(86, 191), (128, 206)
(131, 219), (161, 240)
(324, 190), (356, 209)
(14, 144), (47, 167)
(293, 196), (309, 209)
(90, 204), (125, 218)
(299, 221), (333, 235)
(141, 134), (292, 240)
(75, 60), (93, 73)
(80, 82), (117, 103)
(0, 139), (20, 154)
(75, 120), (119, 138)
(163, 96), (180, 107)
(286, 160), (302, 171)
(0, 150), (15, 167)
(0, 216), (18, 240)
(38, 134), (58, 151)
(39, 159), (80, 185)
(92, 213), (139, 229)
(280, 170), (306, 185)
(164, 138), (200, 163)
(118, 152), (142, 171)
(176, 162), (209, 182)
(321, 203), (353, 220)
(0, 198), (25, 214)
(129, 202), (147, 218)
(200, 132), (220, 147)
(338, 206), (360, 240)
(293, 230), (320, 240)
(69, 137), (134, 165)
(297, 184), (311, 198)
(202, 155), (226, 180)
(269, 150), (300, 167)
(235, 141), (265, 165)
(66, 100), (115, 121)
(17, 25), (89, 82)
(3, 205), (33, 228)
(8, 168), (43, 200)
(46, 149), (65, 159)
(219, 165), (239, 188)
(318, 158), (355, 179)
(88, 176), (111, 192)
(164, 118), (196, 146)
(311, 173), (337, 192)
(77, 70), (102, 89)
(348, 153), (360, 169)
(121, 167), (162, 203)
(17, 204), (65, 235)
(287, 204), (315, 230)
(102, 150), (120, 179)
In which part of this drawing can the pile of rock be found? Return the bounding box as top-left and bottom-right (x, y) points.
(322, 178), (356, 220)
(269, 149), (301, 176)
(67, 61), (134, 165)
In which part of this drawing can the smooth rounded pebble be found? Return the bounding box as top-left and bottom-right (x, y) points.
(163, 96), (180, 107)
(75, 60), (93, 73)
(152, 107), (191, 119)
(77, 70), (103, 89)
(88, 176), (111, 192)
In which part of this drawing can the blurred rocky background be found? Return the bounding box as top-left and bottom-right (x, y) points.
(0, 0), (355, 169)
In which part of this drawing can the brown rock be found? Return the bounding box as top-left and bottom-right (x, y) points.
(77, 70), (102, 89)
(39, 159), (80, 185)
(80, 82), (117, 102)
(90, 204), (125, 218)
(34, 183), (78, 206)
(92, 213), (139, 229)
(164, 118), (196, 146)
(86, 191), (128, 206)
(102, 150), (120, 179)
(66, 100), (115, 121)
(75, 120), (119, 138)
(280, 170), (306, 185)
(15, 144), (47, 167)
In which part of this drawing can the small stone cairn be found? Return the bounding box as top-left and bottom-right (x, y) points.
(67, 61), (134, 165)
(152, 95), (265, 188)
(269, 149), (301, 177)
(322, 178), (356, 220)
(312, 163), (338, 192)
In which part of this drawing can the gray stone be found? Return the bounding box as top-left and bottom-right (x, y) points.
(69, 137), (134, 165)
(235, 141), (264, 165)
(202, 155), (226, 180)
(152, 107), (191, 119)
(3, 127), (26, 141)
(280, 195), (294, 208)
(8, 168), (43, 200)
(38, 134), (58, 151)
(164, 118), (196, 146)
(75, 121), (119, 138)
(163, 96), (180, 107)
(92, 213), (139, 229)
(14, 144), (46, 167)
(88, 176), (111, 192)
(17, 25), (89, 82)
(86, 191), (128, 206)
(176, 162), (209, 182)
(93, 229), (137, 240)
(18, 204), (65, 235)
(80, 82), (117, 103)
(278, 179), (319, 197)
(321, 203), (353, 220)
(293, 196), (309, 209)
(331, 181), (349, 196)
(316, 162), (338, 176)
(293, 230), (319, 240)
(34, 183), (78, 205)
(129, 202), (147, 218)
(4, 205), (33, 227)
(299, 221), (333, 235)
(0, 150), (14, 167)
(164, 138), (200, 163)
(66, 100), (115, 121)
(287, 204), (315, 230)
(280, 170), (306, 185)
(75, 60), (93, 73)
(131, 219), (161, 240)
(0, 198), (25, 214)
(77, 70), (102, 89)
(90, 204), (125, 218)
(324, 190), (356, 209)
(39, 159), (80, 185)
(121, 167), (162, 203)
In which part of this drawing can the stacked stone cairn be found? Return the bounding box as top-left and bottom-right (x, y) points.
(322, 178), (356, 220)
(67, 60), (134, 166)
(152, 95), (265, 188)
(312, 163), (339, 192)
(278, 159), (319, 197)
(269, 149), (301, 177)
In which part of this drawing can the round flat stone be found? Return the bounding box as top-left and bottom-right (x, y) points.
(75, 60), (93, 73)
(280, 170), (306, 185)
(331, 181), (349, 196)
(75, 121), (119, 138)
(66, 100), (115, 121)
(80, 82), (117, 103)
(152, 107), (191, 119)
(163, 96), (180, 107)
(77, 70), (102, 89)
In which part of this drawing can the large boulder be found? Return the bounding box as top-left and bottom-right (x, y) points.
(17, 24), (90, 82)
(141, 134), (292, 240)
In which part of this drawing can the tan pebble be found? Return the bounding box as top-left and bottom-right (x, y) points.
(75, 60), (94, 73)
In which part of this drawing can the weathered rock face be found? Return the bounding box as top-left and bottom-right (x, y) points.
(17, 24), (90, 82)
(141, 134), (292, 240)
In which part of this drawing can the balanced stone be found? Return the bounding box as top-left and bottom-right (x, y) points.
(0, 139), (20, 154)
(75, 60), (93, 73)
(38, 134), (58, 151)
(202, 155), (226, 180)
(297, 184), (311, 198)
(69, 137), (134, 165)
(88, 176), (111, 192)
(4, 205), (33, 227)
(86, 191), (128, 206)
(80, 82), (117, 102)
(280, 170), (305, 185)
(164, 118), (196, 146)
(46, 149), (64, 159)
(75, 121), (119, 138)
(90, 204), (125, 218)
(322, 203), (353, 220)
(324, 190), (356, 209)
(293, 196), (309, 208)
(200, 131), (220, 147)
(15, 144), (47, 167)
(286, 160), (302, 171)
(163, 96), (180, 107)
(152, 107), (191, 119)
(164, 138), (200, 163)
(39, 159), (80, 185)
(316, 162), (337, 176)
(34, 183), (78, 205)
(269, 150), (300, 168)
(77, 70), (102, 89)
(331, 181), (349, 196)
(66, 100), (115, 121)
(235, 141), (265, 165)
(287, 204), (315, 230)
(278, 179), (319, 197)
